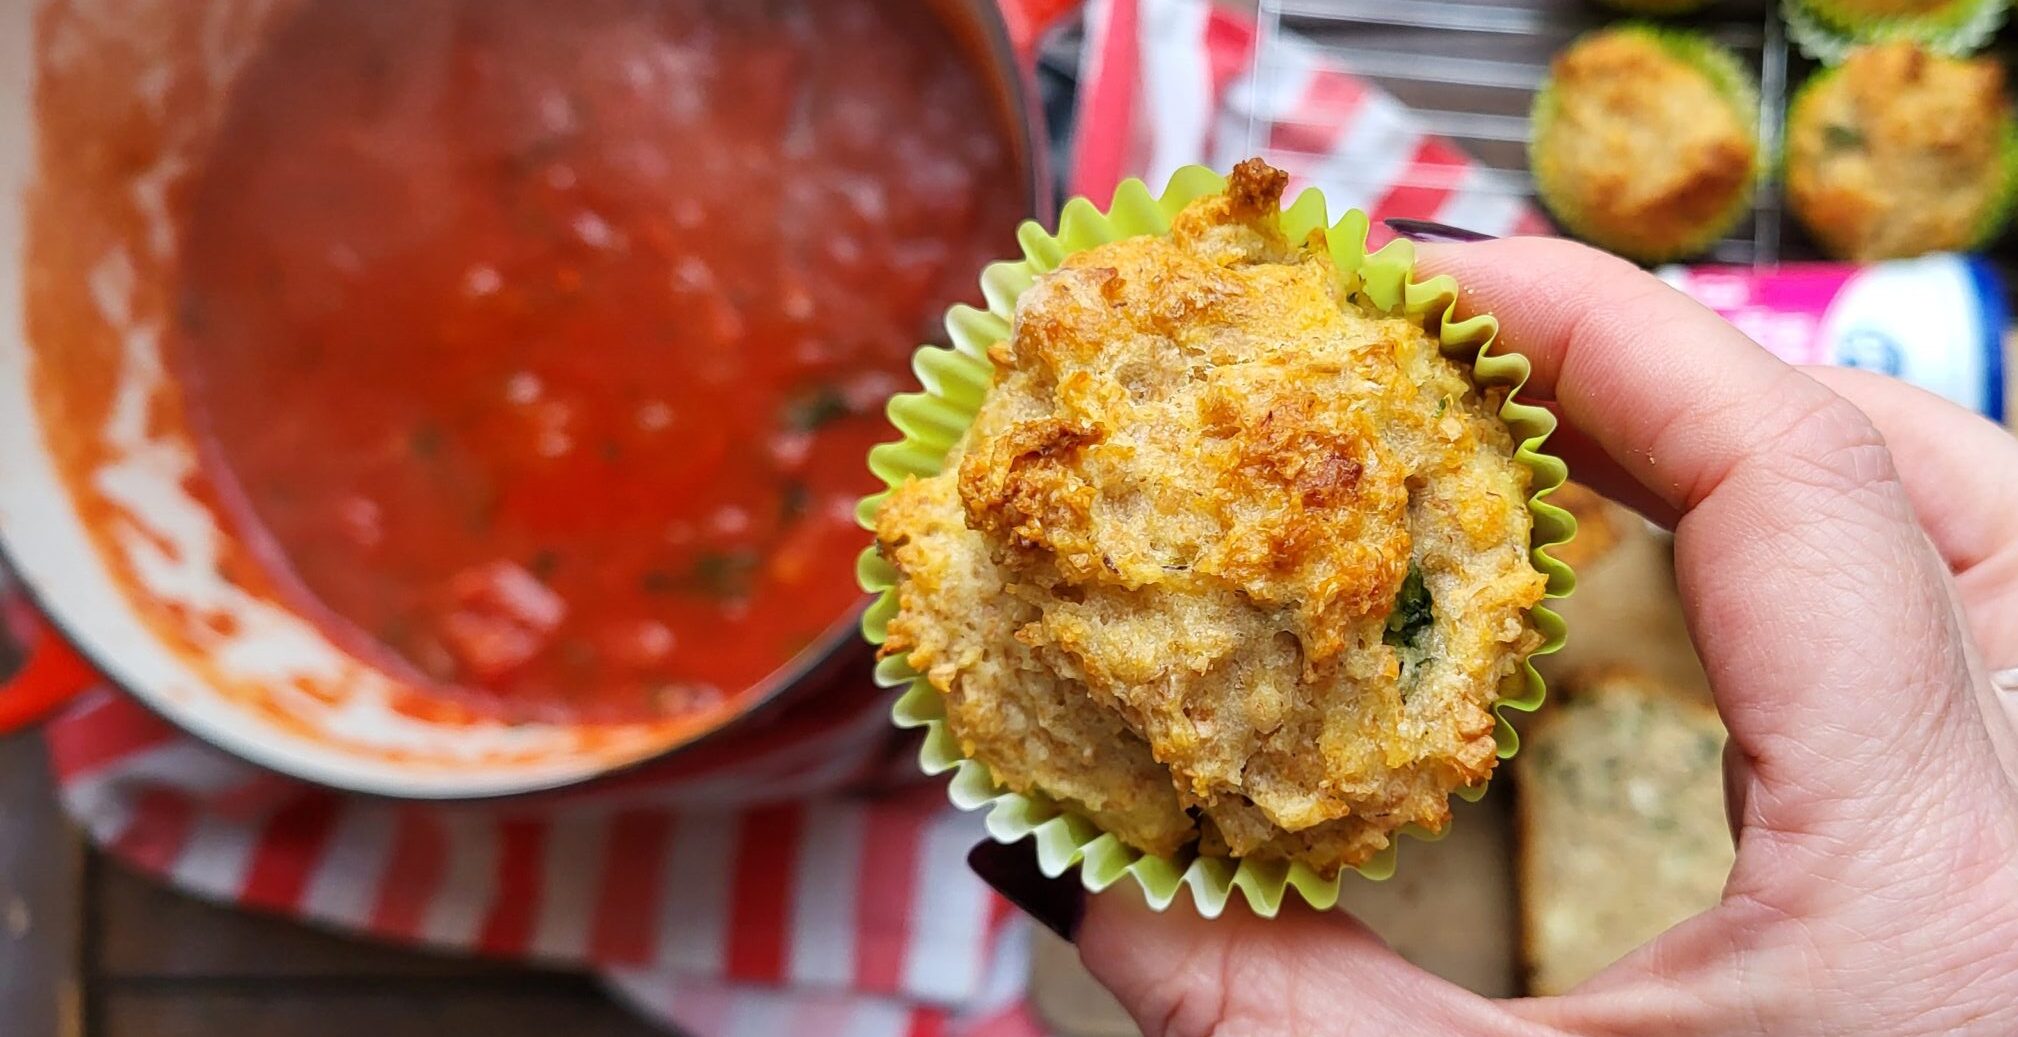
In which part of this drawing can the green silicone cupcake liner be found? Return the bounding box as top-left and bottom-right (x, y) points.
(1984, 126), (2018, 251)
(1530, 25), (1762, 264)
(1784, 0), (2008, 62)
(1784, 58), (2018, 255)
(855, 167), (1576, 919)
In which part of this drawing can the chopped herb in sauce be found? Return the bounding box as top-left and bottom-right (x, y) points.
(409, 423), (445, 459)
(780, 480), (812, 522)
(783, 384), (852, 432)
(376, 617), (414, 649)
(561, 638), (600, 671)
(683, 549), (762, 600)
(177, 293), (210, 335)
(528, 549), (562, 581)
(461, 480), (503, 534)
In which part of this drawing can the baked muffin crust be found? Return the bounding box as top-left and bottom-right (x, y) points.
(876, 161), (1548, 874)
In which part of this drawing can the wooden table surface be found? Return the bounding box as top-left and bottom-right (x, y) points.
(0, 735), (678, 1037)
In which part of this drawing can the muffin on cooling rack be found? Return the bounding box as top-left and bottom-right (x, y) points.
(1529, 26), (1760, 263)
(1784, 0), (2008, 64)
(1785, 42), (2018, 260)
(872, 160), (1561, 877)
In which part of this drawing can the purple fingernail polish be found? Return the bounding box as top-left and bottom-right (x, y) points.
(1383, 217), (1498, 243)
(967, 839), (1084, 943)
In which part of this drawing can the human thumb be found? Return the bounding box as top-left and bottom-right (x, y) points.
(1076, 887), (1556, 1037)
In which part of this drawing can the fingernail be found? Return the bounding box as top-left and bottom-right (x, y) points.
(1383, 217), (1498, 243)
(967, 838), (1083, 943)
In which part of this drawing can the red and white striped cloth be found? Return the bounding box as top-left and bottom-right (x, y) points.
(33, 613), (1043, 1036)
(14, 3), (1538, 1033)
(1070, 0), (1549, 240)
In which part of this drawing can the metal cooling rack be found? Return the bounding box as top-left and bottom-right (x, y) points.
(1249, 0), (1799, 265)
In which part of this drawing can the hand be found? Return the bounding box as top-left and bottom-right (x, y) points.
(1073, 238), (2018, 1036)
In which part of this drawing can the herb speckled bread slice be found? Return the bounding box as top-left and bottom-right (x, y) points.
(1515, 669), (1733, 995)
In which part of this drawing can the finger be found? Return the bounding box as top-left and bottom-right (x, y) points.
(1543, 416), (1680, 527)
(1800, 365), (2018, 572)
(1795, 368), (2018, 778)
(1415, 237), (2018, 1033)
(1800, 365), (2018, 663)
(1076, 888), (1548, 1037)
(1999, 667), (2018, 750)
(1418, 237), (1831, 515)
(1722, 740), (1752, 845)
(1416, 238), (1997, 838)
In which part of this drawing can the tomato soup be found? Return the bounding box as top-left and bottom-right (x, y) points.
(170, 0), (1021, 724)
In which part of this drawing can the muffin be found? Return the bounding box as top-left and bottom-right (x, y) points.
(1784, 0), (2008, 63)
(872, 160), (1555, 877)
(1785, 43), (2018, 260)
(1529, 27), (1760, 263)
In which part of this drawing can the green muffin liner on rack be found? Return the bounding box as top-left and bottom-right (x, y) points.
(1783, 58), (2018, 256)
(855, 166), (1576, 918)
(1530, 25), (1762, 264)
(1784, 0), (2009, 62)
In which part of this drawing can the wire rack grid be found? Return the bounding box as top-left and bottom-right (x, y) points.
(1248, 0), (1799, 265)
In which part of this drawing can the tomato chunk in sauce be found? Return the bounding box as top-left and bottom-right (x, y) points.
(172, 0), (1021, 724)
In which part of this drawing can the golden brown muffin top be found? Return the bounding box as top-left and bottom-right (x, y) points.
(1787, 43), (2010, 260)
(875, 161), (1549, 875)
(1533, 30), (1756, 255)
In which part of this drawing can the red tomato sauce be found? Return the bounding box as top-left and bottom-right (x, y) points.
(169, 0), (1020, 724)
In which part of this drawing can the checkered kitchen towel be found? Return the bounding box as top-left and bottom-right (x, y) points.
(14, 2), (1540, 1033)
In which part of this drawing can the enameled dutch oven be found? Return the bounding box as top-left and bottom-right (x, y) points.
(0, 0), (1065, 797)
